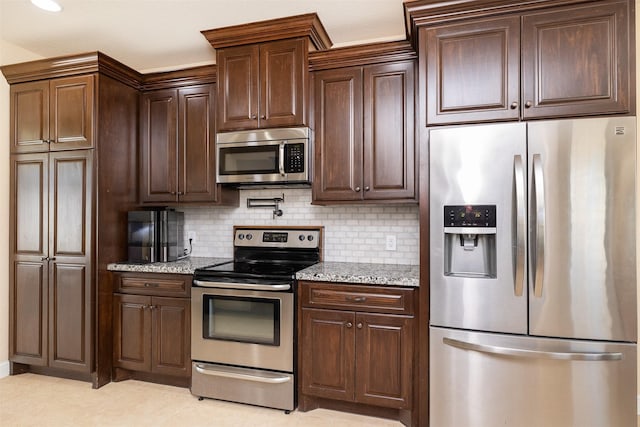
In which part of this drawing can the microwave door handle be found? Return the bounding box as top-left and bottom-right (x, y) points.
(279, 142), (286, 176)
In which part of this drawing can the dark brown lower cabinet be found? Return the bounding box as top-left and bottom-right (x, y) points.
(298, 282), (416, 426)
(112, 273), (191, 386)
(9, 150), (93, 375)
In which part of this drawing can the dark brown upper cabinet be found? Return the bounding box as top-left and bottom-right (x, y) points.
(10, 75), (94, 153)
(216, 39), (306, 131)
(201, 14), (332, 132)
(139, 82), (237, 205)
(312, 59), (416, 204)
(419, 0), (632, 124)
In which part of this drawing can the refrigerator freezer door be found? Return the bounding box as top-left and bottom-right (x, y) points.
(430, 326), (637, 427)
(430, 123), (527, 334)
(527, 117), (636, 342)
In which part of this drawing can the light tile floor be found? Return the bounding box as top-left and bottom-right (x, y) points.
(0, 374), (402, 426)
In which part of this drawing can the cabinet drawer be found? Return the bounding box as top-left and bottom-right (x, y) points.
(300, 282), (415, 315)
(116, 273), (190, 297)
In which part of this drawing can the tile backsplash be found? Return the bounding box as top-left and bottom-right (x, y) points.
(181, 188), (419, 265)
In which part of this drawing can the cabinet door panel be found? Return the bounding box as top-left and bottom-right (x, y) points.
(217, 45), (260, 131)
(312, 68), (363, 202)
(10, 81), (49, 153)
(424, 17), (520, 124)
(10, 153), (49, 366)
(522, 1), (631, 117)
(301, 308), (356, 401)
(364, 61), (416, 200)
(152, 297), (190, 377)
(140, 89), (178, 203)
(10, 261), (47, 365)
(49, 263), (91, 372)
(355, 313), (413, 409)
(113, 294), (151, 372)
(260, 39), (305, 128)
(12, 154), (48, 255)
(49, 151), (92, 258)
(178, 85), (217, 202)
(50, 75), (94, 150)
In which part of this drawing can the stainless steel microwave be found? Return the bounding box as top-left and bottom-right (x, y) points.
(216, 127), (311, 185)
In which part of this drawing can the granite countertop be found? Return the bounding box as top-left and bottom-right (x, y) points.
(296, 262), (419, 287)
(107, 257), (230, 275)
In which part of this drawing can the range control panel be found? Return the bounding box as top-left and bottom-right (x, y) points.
(444, 205), (496, 228)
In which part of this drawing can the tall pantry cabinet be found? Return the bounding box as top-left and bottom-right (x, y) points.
(2, 53), (140, 387)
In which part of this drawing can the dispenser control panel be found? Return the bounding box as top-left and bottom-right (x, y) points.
(444, 205), (496, 227)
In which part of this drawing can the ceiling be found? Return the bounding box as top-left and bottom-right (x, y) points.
(0, 0), (408, 73)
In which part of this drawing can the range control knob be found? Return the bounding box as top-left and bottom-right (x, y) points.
(238, 233), (245, 240)
(246, 233), (253, 240)
(298, 235), (305, 241)
(307, 235), (314, 242)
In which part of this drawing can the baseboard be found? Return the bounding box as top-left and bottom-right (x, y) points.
(0, 360), (10, 379)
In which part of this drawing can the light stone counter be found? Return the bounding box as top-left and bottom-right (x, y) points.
(296, 262), (419, 287)
(107, 257), (230, 275)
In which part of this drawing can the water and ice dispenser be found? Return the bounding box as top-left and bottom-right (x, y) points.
(443, 205), (497, 278)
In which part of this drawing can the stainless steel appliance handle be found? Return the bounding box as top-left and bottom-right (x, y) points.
(194, 364), (291, 384)
(443, 337), (622, 361)
(193, 280), (291, 291)
(513, 155), (526, 297)
(531, 154), (546, 297)
(279, 142), (286, 176)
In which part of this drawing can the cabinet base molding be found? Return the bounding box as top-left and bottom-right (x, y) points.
(298, 394), (414, 427)
(11, 363), (93, 385)
(112, 367), (190, 389)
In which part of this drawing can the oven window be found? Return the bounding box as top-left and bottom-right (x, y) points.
(219, 145), (279, 175)
(202, 295), (280, 346)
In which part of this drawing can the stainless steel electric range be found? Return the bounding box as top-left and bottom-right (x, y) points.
(190, 226), (322, 412)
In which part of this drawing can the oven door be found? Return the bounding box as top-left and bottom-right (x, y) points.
(191, 284), (293, 372)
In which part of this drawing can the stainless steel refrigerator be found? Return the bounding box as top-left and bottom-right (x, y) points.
(429, 117), (637, 427)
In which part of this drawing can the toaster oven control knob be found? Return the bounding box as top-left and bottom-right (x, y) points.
(298, 235), (305, 241)
(246, 233), (253, 240)
(307, 235), (314, 241)
(238, 233), (245, 240)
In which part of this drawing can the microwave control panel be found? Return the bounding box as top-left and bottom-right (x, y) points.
(284, 143), (305, 173)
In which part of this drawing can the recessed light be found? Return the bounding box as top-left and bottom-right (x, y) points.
(31, 0), (63, 12)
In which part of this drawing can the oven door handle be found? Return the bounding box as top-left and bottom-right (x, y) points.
(194, 363), (291, 384)
(193, 280), (291, 291)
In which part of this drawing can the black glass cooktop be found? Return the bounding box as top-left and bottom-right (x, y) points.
(197, 259), (316, 278)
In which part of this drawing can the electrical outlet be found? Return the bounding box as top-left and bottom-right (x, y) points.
(385, 235), (397, 251)
(187, 231), (196, 243)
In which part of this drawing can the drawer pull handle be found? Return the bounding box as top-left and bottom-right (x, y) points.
(346, 296), (367, 303)
(144, 283), (159, 287)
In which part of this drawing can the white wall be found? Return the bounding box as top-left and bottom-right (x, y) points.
(182, 188), (420, 264)
(0, 40), (43, 378)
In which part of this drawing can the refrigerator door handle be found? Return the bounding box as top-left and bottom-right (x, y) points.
(531, 154), (546, 297)
(513, 155), (526, 297)
(443, 337), (623, 361)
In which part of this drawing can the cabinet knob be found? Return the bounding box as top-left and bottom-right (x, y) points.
(177, 191), (184, 196)
(149, 305), (156, 310)
(510, 102), (518, 109)
(49, 257), (56, 261)
(525, 101), (533, 108)
(251, 115), (257, 120)
(357, 323), (363, 329)
(364, 186), (370, 192)
(355, 187), (361, 193)
(346, 322), (353, 328)
(41, 256), (48, 261)
(260, 115), (266, 119)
